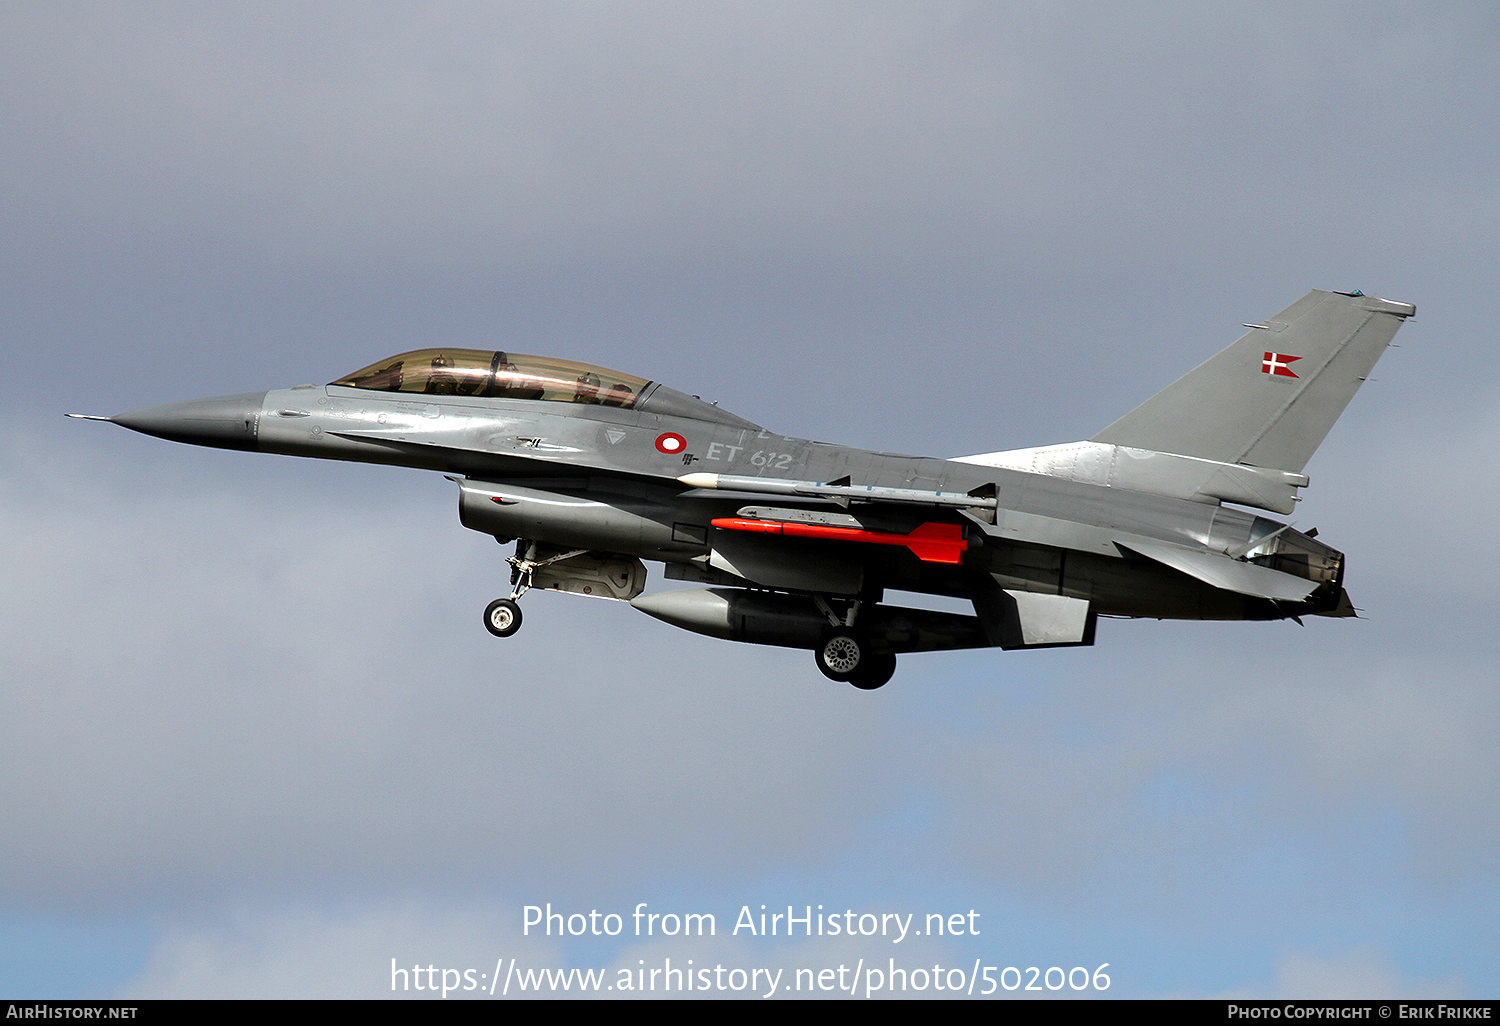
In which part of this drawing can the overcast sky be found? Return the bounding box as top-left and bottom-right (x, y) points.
(2, 1), (1497, 999)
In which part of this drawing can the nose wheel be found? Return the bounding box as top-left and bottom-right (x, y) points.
(483, 598), (523, 638)
(481, 540), (593, 639)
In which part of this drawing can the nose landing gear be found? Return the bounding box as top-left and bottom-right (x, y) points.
(480, 539), (587, 640)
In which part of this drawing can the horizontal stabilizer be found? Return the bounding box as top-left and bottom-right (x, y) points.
(1316, 588), (1358, 618)
(952, 441), (1309, 513)
(1117, 539), (1319, 603)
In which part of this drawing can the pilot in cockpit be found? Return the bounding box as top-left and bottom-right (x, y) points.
(426, 354), (458, 395)
(573, 372), (602, 404)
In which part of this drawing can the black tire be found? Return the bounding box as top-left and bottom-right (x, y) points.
(483, 598), (523, 638)
(847, 651), (896, 690)
(815, 630), (866, 682)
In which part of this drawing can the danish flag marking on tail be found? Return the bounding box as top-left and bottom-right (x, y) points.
(1262, 352), (1301, 378)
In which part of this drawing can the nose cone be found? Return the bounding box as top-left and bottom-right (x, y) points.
(111, 391), (268, 451)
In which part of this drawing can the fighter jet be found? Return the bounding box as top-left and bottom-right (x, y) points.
(71, 289), (1413, 689)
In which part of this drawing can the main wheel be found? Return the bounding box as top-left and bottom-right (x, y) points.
(483, 598), (523, 638)
(847, 651), (896, 690)
(815, 630), (866, 682)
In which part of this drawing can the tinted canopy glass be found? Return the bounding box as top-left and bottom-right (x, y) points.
(331, 349), (651, 408)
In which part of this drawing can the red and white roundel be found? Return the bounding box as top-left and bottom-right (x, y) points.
(655, 432), (687, 454)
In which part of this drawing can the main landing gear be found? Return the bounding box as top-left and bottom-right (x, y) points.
(811, 597), (897, 690)
(481, 540), (587, 639)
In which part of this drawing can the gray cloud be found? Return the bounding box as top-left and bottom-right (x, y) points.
(5, 1), (1493, 280)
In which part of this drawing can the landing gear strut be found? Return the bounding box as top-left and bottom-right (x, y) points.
(480, 539), (587, 639)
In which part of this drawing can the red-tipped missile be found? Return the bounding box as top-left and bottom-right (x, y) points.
(709, 517), (967, 565)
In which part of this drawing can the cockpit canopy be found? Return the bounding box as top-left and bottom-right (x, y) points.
(331, 349), (651, 408)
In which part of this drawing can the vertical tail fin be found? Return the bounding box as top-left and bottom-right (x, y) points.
(1089, 290), (1414, 473)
